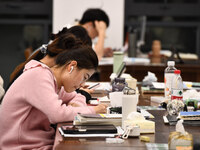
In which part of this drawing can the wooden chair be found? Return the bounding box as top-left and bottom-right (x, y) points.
(24, 47), (33, 60)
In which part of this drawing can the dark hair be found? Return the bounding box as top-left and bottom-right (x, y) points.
(50, 26), (92, 46)
(79, 8), (109, 28)
(46, 34), (83, 57)
(9, 26), (92, 87)
(56, 45), (98, 70)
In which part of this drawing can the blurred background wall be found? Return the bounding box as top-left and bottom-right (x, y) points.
(0, 0), (200, 89)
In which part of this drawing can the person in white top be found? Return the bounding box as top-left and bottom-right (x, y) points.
(69, 8), (113, 60)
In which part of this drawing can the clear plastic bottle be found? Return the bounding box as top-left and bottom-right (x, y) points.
(164, 61), (177, 99)
(167, 70), (184, 115)
(171, 70), (183, 100)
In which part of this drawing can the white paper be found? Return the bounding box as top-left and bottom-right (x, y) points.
(152, 82), (165, 89)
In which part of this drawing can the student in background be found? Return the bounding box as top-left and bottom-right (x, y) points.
(0, 33), (107, 150)
(50, 26), (92, 46)
(68, 8), (113, 60)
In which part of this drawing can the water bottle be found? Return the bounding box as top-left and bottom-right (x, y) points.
(164, 61), (177, 99)
(171, 70), (183, 100)
(167, 70), (184, 115)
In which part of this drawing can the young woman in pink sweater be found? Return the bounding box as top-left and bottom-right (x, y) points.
(0, 33), (107, 149)
(7, 26), (94, 102)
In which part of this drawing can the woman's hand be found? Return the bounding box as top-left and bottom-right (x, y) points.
(104, 47), (113, 57)
(93, 103), (108, 114)
(94, 21), (107, 35)
(68, 102), (80, 107)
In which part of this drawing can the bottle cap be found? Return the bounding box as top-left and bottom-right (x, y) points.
(174, 70), (181, 74)
(114, 77), (125, 83)
(167, 61), (175, 66)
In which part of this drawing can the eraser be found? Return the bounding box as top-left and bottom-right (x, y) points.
(140, 136), (150, 142)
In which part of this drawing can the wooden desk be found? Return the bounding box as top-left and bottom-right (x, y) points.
(53, 110), (200, 150)
(98, 63), (200, 82)
(53, 88), (200, 150)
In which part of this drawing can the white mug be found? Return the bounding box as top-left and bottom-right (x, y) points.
(109, 92), (123, 107)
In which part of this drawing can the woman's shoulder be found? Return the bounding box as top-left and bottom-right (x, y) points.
(24, 60), (50, 72)
(23, 60), (54, 79)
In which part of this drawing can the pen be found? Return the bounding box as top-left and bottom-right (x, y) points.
(88, 83), (100, 89)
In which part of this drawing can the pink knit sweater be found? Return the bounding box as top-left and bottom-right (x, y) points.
(0, 60), (95, 150)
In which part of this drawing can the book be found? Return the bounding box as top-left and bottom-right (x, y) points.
(179, 111), (200, 120)
(60, 124), (117, 134)
(180, 111), (200, 117)
(59, 127), (116, 138)
(80, 114), (122, 119)
(146, 143), (168, 150)
(165, 112), (200, 126)
(58, 125), (124, 138)
(73, 114), (122, 126)
(141, 86), (164, 94)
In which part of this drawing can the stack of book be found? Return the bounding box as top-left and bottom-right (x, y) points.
(73, 113), (122, 126)
(179, 111), (200, 126)
(164, 111), (200, 126)
(141, 86), (164, 94)
(59, 124), (119, 138)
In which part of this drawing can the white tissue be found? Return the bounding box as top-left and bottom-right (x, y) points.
(127, 112), (145, 120)
(176, 120), (186, 135)
(183, 89), (200, 100)
(142, 72), (157, 85)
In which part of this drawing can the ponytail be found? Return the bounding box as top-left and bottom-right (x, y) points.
(8, 26), (92, 90)
(9, 34), (80, 84)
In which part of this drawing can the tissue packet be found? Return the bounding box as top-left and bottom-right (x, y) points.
(168, 131), (193, 150)
(168, 120), (193, 149)
(124, 120), (155, 134)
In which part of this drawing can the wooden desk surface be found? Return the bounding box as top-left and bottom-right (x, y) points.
(98, 63), (200, 82)
(53, 110), (200, 150)
(53, 88), (200, 150)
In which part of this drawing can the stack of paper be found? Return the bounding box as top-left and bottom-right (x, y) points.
(73, 113), (122, 126)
